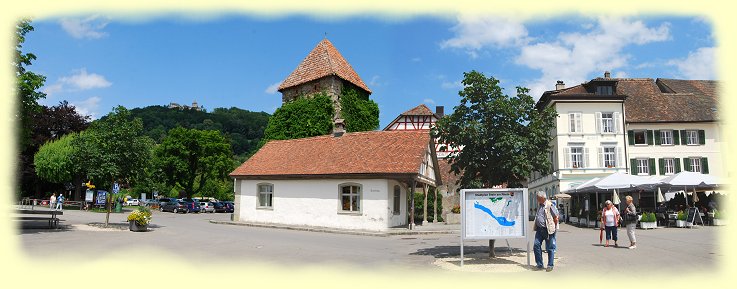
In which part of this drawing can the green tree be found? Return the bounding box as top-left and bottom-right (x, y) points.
(34, 133), (82, 185)
(340, 86), (379, 132)
(15, 19), (46, 149)
(155, 127), (233, 199)
(433, 71), (557, 257)
(73, 106), (154, 225)
(261, 93), (334, 144)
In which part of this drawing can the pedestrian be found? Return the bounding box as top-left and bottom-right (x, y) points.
(623, 196), (637, 249)
(601, 200), (620, 247)
(56, 193), (65, 211)
(533, 191), (559, 272)
(49, 193), (57, 210)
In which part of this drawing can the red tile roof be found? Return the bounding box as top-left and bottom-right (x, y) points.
(401, 104), (436, 116)
(231, 130), (431, 178)
(277, 39), (371, 94)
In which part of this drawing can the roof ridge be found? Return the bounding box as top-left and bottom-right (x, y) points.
(322, 39), (336, 78)
(265, 130), (427, 145)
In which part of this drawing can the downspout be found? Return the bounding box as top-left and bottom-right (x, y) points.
(622, 100), (629, 174)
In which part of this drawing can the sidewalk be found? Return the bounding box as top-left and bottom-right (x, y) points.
(210, 220), (460, 237)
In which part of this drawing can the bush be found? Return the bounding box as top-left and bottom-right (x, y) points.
(714, 210), (722, 219)
(127, 207), (152, 225)
(677, 210), (686, 221)
(451, 205), (461, 214)
(413, 190), (443, 223)
(641, 212), (656, 223)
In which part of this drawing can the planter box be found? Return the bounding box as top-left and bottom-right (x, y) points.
(569, 217), (578, 224)
(676, 220), (686, 228)
(639, 221), (656, 229)
(713, 219), (727, 226)
(129, 221), (148, 232)
(445, 213), (461, 224)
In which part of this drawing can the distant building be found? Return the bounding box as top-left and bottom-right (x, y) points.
(168, 100), (203, 111)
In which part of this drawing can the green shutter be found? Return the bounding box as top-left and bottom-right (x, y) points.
(699, 130), (706, 145)
(630, 159), (638, 175)
(674, 158), (681, 173)
(647, 130), (654, 145)
(649, 158), (656, 175)
(654, 130), (661, 145)
(659, 158), (665, 175)
(683, 158), (690, 172)
(673, 130), (680, 145)
(627, 130), (635, 146)
(701, 158), (709, 174)
(680, 130), (687, 145)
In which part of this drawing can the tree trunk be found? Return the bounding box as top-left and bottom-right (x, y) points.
(489, 239), (496, 258)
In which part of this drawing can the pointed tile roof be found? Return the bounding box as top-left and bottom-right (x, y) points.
(401, 104), (436, 116)
(277, 39), (371, 94)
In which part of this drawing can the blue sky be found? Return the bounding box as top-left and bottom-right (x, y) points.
(25, 15), (715, 128)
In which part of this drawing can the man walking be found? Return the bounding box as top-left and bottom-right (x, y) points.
(55, 193), (65, 211)
(533, 191), (559, 272)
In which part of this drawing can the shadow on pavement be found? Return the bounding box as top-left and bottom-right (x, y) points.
(17, 223), (74, 235)
(409, 245), (527, 258)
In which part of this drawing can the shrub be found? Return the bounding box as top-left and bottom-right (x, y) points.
(641, 212), (656, 223)
(127, 207), (152, 226)
(677, 210), (686, 221)
(451, 205), (461, 214)
(714, 210), (722, 219)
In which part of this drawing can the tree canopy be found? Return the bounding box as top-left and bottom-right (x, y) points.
(155, 127), (234, 199)
(262, 93), (335, 143)
(340, 86), (380, 132)
(15, 19), (47, 150)
(433, 70), (558, 188)
(34, 132), (80, 184)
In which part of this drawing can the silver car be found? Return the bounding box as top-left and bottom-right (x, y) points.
(199, 202), (215, 213)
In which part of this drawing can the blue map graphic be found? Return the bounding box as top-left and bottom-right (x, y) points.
(473, 202), (516, 227)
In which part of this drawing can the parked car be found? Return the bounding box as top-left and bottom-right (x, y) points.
(181, 199), (201, 213)
(199, 202), (215, 213)
(213, 202), (228, 213)
(222, 201), (234, 213)
(125, 198), (140, 206)
(160, 201), (189, 213)
(158, 198), (175, 208)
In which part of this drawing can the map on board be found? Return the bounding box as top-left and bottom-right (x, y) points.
(463, 189), (527, 239)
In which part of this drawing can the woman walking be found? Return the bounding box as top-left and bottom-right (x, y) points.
(49, 193), (56, 210)
(601, 200), (620, 247)
(624, 196), (637, 249)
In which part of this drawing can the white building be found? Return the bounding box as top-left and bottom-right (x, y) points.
(229, 130), (441, 232)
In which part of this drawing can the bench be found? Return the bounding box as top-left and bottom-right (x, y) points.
(14, 209), (63, 229)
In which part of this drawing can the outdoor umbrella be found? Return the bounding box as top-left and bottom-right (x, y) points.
(692, 189), (700, 204)
(657, 187), (665, 203)
(554, 193), (571, 199)
(612, 189), (621, 205)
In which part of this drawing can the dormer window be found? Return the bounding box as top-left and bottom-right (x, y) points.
(596, 86), (613, 95)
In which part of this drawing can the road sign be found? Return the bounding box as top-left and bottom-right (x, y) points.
(113, 182), (120, 194)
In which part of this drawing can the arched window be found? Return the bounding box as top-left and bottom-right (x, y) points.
(257, 183), (274, 208)
(339, 183), (361, 213)
(393, 185), (401, 215)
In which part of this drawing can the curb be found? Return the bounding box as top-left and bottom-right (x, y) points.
(209, 220), (461, 237)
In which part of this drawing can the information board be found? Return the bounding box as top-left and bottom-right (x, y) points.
(686, 207), (703, 226)
(85, 190), (94, 202)
(461, 188), (529, 240)
(95, 190), (107, 205)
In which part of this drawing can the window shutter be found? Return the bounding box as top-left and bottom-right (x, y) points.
(654, 130), (661, 145)
(646, 130), (654, 145)
(683, 158), (690, 172)
(674, 158), (682, 173)
(659, 158), (665, 175)
(613, 112), (621, 133)
(595, 112), (602, 134)
(630, 159), (637, 175)
(680, 130), (687, 145)
(649, 158), (656, 175)
(701, 157), (709, 174)
(597, 147), (604, 167)
(673, 130), (680, 145)
(584, 148), (590, 168)
(564, 148), (571, 169)
(617, 147), (623, 167)
(568, 113), (575, 132)
(576, 113), (582, 133)
(628, 130), (635, 145)
(699, 130), (706, 145)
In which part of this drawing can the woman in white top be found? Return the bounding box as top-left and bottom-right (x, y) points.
(601, 200), (620, 247)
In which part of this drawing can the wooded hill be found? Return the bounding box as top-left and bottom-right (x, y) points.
(127, 105), (269, 158)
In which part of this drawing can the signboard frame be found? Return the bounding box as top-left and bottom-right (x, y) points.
(686, 207), (704, 227)
(460, 188), (530, 267)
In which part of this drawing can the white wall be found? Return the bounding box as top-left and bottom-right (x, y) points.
(234, 178), (407, 232)
(626, 122), (723, 177)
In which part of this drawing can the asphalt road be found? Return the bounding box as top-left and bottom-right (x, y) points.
(17, 208), (722, 274)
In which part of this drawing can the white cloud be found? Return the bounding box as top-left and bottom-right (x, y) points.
(42, 68), (111, 96)
(369, 75), (383, 87)
(265, 82), (281, 94)
(71, 96), (102, 119)
(441, 80), (463, 90)
(441, 15), (530, 57)
(411, 57), (422, 62)
(514, 17), (671, 98)
(423, 98), (435, 105)
(667, 47), (716, 79)
(60, 16), (110, 39)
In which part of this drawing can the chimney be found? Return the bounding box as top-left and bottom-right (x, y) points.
(604, 71), (611, 78)
(435, 106), (445, 117)
(333, 118), (345, 137)
(555, 80), (565, 90)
